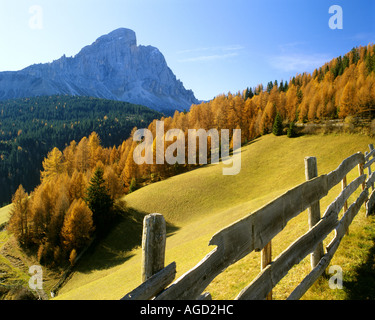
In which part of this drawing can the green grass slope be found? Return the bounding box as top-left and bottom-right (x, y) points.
(0, 204), (12, 226)
(54, 133), (375, 300)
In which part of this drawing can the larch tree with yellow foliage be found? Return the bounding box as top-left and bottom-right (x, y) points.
(8, 185), (31, 244)
(339, 81), (357, 118)
(122, 141), (138, 192)
(40, 147), (65, 182)
(61, 198), (94, 253)
(68, 170), (87, 202)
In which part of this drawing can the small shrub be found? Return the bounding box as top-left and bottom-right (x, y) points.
(344, 116), (356, 133)
(302, 124), (315, 135)
(129, 178), (137, 193)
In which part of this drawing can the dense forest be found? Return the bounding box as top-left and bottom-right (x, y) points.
(6, 44), (375, 267)
(0, 95), (162, 205)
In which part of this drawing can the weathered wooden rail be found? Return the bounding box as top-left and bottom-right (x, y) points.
(122, 144), (375, 300)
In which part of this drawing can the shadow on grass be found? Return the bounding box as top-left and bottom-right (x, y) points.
(74, 207), (180, 274)
(343, 229), (375, 300)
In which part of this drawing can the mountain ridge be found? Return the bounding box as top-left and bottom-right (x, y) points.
(0, 28), (198, 112)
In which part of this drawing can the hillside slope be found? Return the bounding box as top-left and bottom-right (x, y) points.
(54, 133), (375, 300)
(0, 204), (12, 227)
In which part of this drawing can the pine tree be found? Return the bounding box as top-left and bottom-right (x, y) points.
(365, 52), (375, 73)
(244, 87), (254, 100)
(267, 81), (274, 93)
(287, 122), (297, 138)
(85, 167), (114, 231)
(244, 88), (250, 100)
(272, 113), (283, 136)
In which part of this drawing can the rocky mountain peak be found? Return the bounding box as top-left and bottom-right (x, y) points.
(97, 28), (137, 46)
(0, 28), (198, 113)
(79, 28), (137, 56)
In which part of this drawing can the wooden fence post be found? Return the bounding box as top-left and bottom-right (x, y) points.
(342, 175), (349, 235)
(358, 163), (366, 197)
(305, 157), (324, 269)
(142, 213), (166, 282)
(342, 176), (348, 212)
(369, 144), (374, 191)
(261, 241), (272, 300)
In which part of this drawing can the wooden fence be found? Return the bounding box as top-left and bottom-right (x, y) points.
(122, 144), (375, 301)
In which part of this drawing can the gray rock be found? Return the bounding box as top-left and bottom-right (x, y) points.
(0, 28), (198, 112)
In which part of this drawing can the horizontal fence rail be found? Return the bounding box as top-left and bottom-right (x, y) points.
(122, 144), (375, 300)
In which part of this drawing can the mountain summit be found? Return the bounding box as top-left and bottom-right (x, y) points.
(0, 28), (198, 112)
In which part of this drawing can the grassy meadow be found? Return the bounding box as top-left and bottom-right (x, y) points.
(0, 204), (12, 226)
(52, 132), (375, 300)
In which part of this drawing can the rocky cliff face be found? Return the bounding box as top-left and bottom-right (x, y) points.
(0, 28), (198, 112)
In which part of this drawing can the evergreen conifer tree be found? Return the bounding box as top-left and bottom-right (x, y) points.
(272, 113), (283, 136)
(287, 122), (297, 138)
(85, 167), (114, 231)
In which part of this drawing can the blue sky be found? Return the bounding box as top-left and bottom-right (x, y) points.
(0, 0), (374, 101)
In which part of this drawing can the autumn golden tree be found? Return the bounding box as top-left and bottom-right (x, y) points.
(308, 87), (321, 121)
(68, 170), (87, 201)
(40, 147), (65, 182)
(61, 199), (94, 252)
(261, 101), (276, 134)
(241, 98), (254, 140)
(88, 132), (103, 168)
(104, 165), (123, 200)
(339, 81), (357, 118)
(31, 181), (57, 242)
(109, 146), (119, 165)
(8, 185), (31, 244)
(122, 141), (139, 192)
(285, 84), (298, 121)
(63, 140), (77, 176)
(48, 190), (70, 248)
(74, 137), (91, 172)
